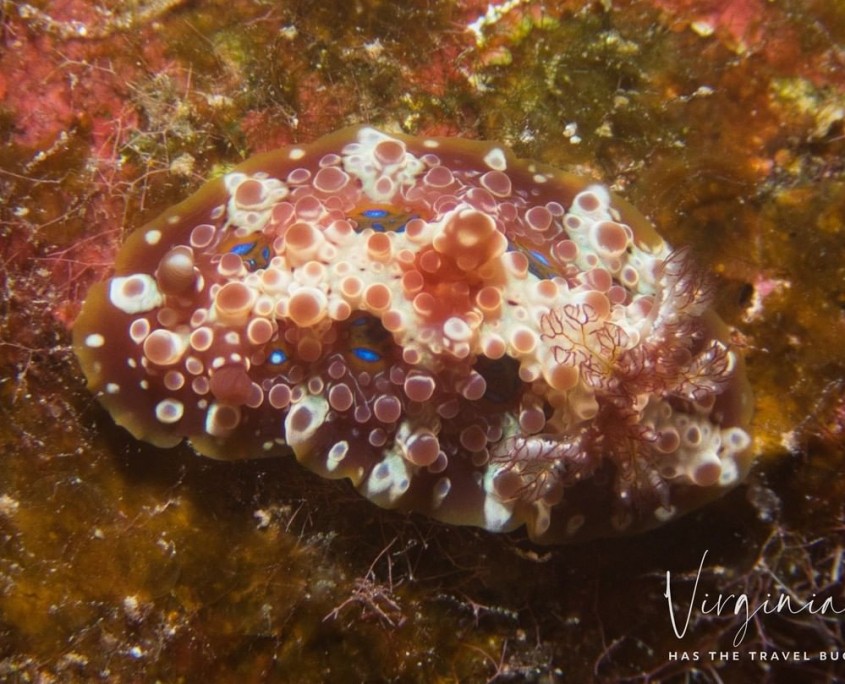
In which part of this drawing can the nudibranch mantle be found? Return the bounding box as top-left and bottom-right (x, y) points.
(74, 126), (754, 543)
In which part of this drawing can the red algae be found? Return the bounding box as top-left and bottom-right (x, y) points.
(2, 1), (845, 682)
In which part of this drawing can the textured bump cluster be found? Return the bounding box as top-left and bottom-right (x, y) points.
(74, 126), (754, 543)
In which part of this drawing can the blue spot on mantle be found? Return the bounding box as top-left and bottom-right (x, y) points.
(269, 349), (288, 365)
(351, 347), (381, 363)
(229, 241), (257, 256)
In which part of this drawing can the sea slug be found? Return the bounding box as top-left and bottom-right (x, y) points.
(73, 126), (754, 543)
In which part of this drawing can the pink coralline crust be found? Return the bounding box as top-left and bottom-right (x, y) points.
(657, 0), (765, 46)
(2, 14), (139, 150)
(73, 126), (754, 543)
(652, 0), (845, 89)
(1, 34), (78, 149)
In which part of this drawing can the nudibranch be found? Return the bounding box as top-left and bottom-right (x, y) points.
(73, 126), (754, 543)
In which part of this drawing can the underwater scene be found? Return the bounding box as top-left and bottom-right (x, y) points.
(2, 1), (845, 681)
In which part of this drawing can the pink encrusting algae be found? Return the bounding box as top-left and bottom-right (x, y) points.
(73, 126), (754, 543)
